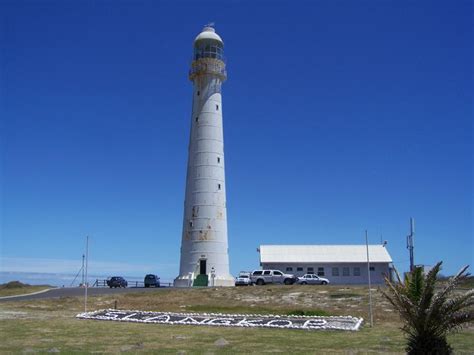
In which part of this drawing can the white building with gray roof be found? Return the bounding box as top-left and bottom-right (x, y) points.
(258, 245), (393, 285)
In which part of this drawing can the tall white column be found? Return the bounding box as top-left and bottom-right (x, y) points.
(174, 26), (234, 287)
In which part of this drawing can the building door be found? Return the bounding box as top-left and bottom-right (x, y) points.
(199, 259), (207, 275)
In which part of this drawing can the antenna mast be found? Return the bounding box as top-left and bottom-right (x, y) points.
(406, 218), (415, 272)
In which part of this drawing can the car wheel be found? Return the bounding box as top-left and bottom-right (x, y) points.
(321, 281), (327, 285)
(284, 278), (292, 285)
(145, 284), (149, 288)
(256, 279), (265, 286)
(301, 281), (307, 285)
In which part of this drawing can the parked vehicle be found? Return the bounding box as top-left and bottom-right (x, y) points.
(107, 276), (128, 288)
(235, 272), (252, 286)
(144, 274), (160, 288)
(250, 269), (296, 285)
(297, 274), (330, 285)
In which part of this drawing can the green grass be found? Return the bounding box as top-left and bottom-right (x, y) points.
(0, 285), (472, 353)
(0, 281), (53, 297)
(329, 293), (360, 299)
(0, 317), (408, 354)
(286, 309), (330, 316)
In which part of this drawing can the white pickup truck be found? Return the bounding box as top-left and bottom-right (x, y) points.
(250, 269), (297, 285)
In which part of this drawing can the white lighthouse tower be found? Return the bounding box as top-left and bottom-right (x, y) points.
(174, 25), (234, 287)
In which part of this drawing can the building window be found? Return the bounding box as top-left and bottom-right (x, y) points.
(370, 266), (375, 271)
(216, 104), (219, 111)
(342, 267), (350, 276)
(218, 183), (221, 190)
(217, 157), (220, 163)
(317, 267), (325, 276)
(353, 267), (361, 276)
(307, 267), (314, 274)
(286, 267), (293, 272)
(332, 267), (339, 276)
(297, 267), (303, 272)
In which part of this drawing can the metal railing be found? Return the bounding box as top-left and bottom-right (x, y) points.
(92, 279), (173, 288)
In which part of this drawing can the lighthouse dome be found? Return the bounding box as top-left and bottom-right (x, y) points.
(194, 26), (224, 45)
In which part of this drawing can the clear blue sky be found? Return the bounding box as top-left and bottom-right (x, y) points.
(1, 1), (472, 281)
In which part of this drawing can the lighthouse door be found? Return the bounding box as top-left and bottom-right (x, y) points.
(199, 259), (207, 275)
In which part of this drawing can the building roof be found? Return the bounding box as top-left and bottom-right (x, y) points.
(259, 245), (393, 264)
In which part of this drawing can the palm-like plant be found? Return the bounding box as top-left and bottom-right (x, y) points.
(382, 261), (474, 354)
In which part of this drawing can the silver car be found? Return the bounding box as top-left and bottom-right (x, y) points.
(297, 274), (329, 285)
(235, 273), (252, 286)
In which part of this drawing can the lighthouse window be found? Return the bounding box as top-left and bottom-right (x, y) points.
(218, 183), (221, 190)
(216, 104), (219, 111)
(197, 91), (200, 96)
(189, 220), (193, 227)
(195, 116), (199, 122)
(217, 157), (221, 163)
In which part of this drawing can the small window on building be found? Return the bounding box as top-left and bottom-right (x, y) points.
(297, 267), (303, 272)
(197, 91), (200, 96)
(189, 220), (193, 227)
(342, 267), (350, 276)
(286, 267), (293, 272)
(307, 267), (314, 274)
(370, 266), (375, 271)
(218, 183), (221, 190)
(354, 267), (361, 276)
(332, 267), (339, 277)
(317, 267), (325, 276)
(195, 116), (199, 122)
(216, 104), (219, 111)
(217, 157), (221, 163)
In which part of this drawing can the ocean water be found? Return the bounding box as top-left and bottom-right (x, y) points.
(0, 272), (174, 287)
(1, 271), (130, 287)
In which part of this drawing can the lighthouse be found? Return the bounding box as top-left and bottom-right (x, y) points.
(174, 25), (234, 287)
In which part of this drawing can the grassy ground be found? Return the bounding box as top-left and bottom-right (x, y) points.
(0, 282), (53, 297)
(1, 285), (473, 353)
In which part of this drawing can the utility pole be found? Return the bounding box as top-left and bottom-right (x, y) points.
(365, 230), (374, 327)
(84, 236), (89, 312)
(81, 254), (85, 286)
(407, 218), (415, 272)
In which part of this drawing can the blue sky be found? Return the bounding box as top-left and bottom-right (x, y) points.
(1, 1), (472, 282)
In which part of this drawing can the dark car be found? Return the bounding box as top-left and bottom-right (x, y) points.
(107, 276), (128, 288)
(144, 274), (160, 288)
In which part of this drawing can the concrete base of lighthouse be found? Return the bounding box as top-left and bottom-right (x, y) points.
(173, 274), (235, 288)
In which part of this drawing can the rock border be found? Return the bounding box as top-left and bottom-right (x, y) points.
(77, 309), (363, 331)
